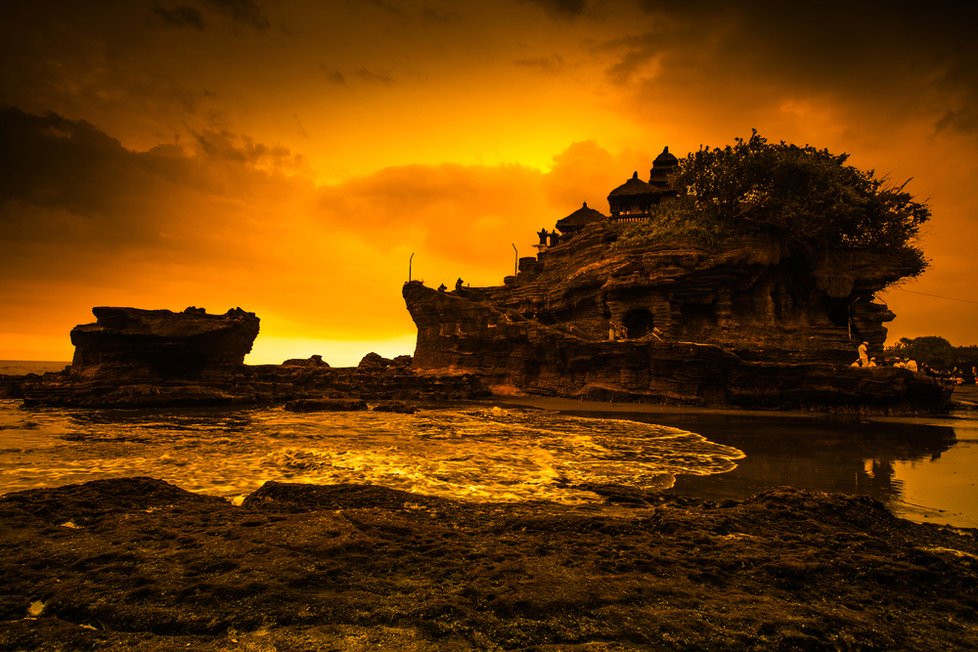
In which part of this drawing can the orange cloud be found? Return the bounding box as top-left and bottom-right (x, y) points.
(1, 107), (661, 362)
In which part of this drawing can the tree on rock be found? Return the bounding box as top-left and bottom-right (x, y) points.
(886, 336), (955, 369)
(620, 131), (931, 281)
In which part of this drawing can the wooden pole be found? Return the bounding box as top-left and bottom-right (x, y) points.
(512, 243), (518, 276)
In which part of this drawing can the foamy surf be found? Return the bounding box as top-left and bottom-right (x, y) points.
(0, 401), (743, 504)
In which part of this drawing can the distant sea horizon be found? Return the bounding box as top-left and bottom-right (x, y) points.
(0, 360), (70, 375)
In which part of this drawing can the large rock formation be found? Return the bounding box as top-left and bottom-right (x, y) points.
(403, 220), (950, 414)
(68, 306), (260, 380)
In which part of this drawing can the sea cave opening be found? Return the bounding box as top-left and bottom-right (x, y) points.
(623, 308), (655, 339)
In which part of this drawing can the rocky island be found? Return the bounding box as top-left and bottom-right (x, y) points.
(404, 137), (950, 414)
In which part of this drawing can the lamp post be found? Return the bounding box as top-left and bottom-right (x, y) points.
(408, 252), (414, 282)
(512, 243), (518, 276)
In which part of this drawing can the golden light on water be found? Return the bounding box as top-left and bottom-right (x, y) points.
(2, 400), (976, 527)
(0, 406), (744, 505)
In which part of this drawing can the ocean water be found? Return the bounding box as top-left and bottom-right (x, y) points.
(1, 361), (976, 528)
(0, 400), (743, 506)
(0, 361), (68, 375)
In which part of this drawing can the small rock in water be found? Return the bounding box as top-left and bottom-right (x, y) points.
(372, 400), (416, 413)
(284, 398), (368, 412)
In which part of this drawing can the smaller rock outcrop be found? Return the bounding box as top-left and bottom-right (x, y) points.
(284, 398), (369, 412)
(282, 355), (330, 368)
(358, 352), (393, 370)
(69, 306), (260, 381)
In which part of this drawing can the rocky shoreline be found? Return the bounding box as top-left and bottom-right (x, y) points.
(1, 477), (976, 650)
(0, 307), (492, 409)
(1, 302), (955, 414)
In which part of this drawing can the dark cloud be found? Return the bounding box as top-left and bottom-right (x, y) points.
(514, 55), (566, 74)
(204, 0), (270, 31)
(614, 0), (978, 137)
(318, 64), (393, 86)
(190, 126), (306, 171)
(352, 68), (395, 85)
(151, 2), (207, 30)
(0, 107), (142, 224)
(148, 0), (270, 32)
(0, 107), (304, 279)
(520, 0), (588, 20)
(420, 6), (461, 23)
(319, 64), (347, 85)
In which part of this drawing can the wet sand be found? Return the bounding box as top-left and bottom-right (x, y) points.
(486, 395), (827, 420)
(487, 386), (978, 422)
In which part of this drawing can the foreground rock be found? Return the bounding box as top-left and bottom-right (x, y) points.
(1, 477), (976, 650)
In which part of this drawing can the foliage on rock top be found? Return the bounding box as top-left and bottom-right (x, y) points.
(886, 335), (978, 369)
(613, 131), (930, 280)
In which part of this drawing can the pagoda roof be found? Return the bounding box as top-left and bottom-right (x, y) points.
(555, 201), (607, 233)
(652, 146), (679, 167)
(608, 171), (655, 198)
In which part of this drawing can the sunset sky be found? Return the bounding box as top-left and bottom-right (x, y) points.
(2, 0), (977, 365)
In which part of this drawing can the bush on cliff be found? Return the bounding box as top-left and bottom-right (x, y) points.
(615, 131), (930, 278)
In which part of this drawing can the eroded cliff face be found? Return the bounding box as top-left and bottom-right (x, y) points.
(403, 223), (948, 413)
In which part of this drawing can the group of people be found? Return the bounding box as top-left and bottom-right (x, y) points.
(851, 341), (920, 372)
(934, 365), (978, 386)
(850, 341), (978, 385)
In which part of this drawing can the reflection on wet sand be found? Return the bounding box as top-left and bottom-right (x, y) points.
(529, 404), (969, 527)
